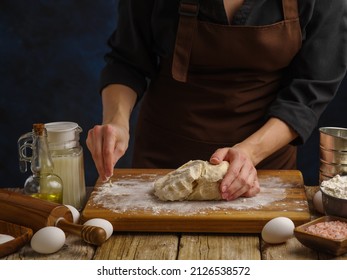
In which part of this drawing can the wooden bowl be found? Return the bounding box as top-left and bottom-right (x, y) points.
(0, 220), (33, 258)
(294, 216), (347, 256)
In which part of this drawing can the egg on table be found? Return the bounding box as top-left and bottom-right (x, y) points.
(0, 234), (15, 244)
(312, 190), (325, 214)
(261, 217), (295, 244)
(30, 226), (66, 254)
(65, 204), (80, 223)
(83, 218), (113, 240)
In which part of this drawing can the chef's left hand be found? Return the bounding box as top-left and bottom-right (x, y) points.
(210, 146), (260, 200)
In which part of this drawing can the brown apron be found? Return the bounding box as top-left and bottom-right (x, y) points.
(133, 0), (302, 169)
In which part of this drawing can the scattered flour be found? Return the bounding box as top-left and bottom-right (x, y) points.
(321, 175), (347, 199)
(90, 174), (303, 216)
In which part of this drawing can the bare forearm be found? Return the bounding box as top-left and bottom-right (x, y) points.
(86, 84), (137, 181)
(101, 84), (137, 128)
(236, 118), (298, 166)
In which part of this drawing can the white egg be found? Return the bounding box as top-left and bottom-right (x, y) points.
(83, 218), (113, 240)
(261, 217), (295, 244)
(65, 204), (80, 223)
(0, 234), (15, 244)
(30, 226), (66, 254)
(313, 190), (325, 214)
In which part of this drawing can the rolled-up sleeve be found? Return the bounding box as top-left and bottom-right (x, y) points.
(100, 0), (157, 100)
(267, 0), (347, 144)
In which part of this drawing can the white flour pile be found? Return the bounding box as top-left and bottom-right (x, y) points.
(90, 174), (304, 216)
(321, 175), (347, 199)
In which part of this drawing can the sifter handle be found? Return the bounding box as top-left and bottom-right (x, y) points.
(56, 218), (107, 246)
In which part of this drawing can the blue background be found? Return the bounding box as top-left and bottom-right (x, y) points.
(0, 0), (346, 188)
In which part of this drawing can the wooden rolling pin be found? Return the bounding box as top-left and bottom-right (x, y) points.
(0, 190), (107, 245)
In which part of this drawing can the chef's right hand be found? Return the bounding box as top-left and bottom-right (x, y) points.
(210, 146), (260, 200)
(86, 123), (130, 182)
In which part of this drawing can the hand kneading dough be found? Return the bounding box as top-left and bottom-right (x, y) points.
(154, 160), (229, 201)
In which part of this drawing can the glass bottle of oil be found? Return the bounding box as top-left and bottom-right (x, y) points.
(18, 123), (63, 203)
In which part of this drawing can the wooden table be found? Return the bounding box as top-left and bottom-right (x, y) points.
(1, 186), (347, 260)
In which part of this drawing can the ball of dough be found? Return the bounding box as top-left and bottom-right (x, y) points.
(154, 160), (229, 201)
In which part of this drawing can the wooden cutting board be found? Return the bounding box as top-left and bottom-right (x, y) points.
(81, 169), (311, 233)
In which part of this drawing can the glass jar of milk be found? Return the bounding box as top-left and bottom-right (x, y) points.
(45, 122), (86, 210)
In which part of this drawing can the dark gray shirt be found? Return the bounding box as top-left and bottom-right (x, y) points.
(100, 0), (347, 144)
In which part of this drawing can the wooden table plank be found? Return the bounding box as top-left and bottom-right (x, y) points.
(2, 235), (95, 260)
(178, 234), (261, 260)
(93, 233), (179, 260)
(261, 237), (319, 260)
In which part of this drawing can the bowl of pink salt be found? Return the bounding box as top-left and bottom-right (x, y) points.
(294, 216), (347, 256)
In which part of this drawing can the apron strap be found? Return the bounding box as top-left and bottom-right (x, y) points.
(172, 0), (199, 82)
(282, 0), (299, 20)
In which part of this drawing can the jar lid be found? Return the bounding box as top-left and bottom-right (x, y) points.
(45, 122), (82, 145)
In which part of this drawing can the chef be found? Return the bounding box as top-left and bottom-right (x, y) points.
(86, 0), (347, 200)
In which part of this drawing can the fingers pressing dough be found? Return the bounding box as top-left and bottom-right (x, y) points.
(154, 160), (229, 201)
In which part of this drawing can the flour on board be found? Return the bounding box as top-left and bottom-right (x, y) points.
(91, 174), (294, 215)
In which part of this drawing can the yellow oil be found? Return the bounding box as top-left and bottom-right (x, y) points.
(31, 193), (62, 204)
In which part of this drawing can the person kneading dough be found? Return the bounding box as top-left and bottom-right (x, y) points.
(154, 160), (230, 201)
